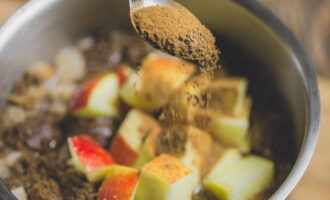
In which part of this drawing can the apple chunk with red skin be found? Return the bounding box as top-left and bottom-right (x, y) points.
(120, 54), (196, 112)
(116, 64), (135, 87)
(135, 154), (195, 200)
(134, 129), (161, 168)
(98, 165), (139, 200)
(70, 73), (120, 117)
(70, 65), (133, 118)
(68, 135), (116, 182)
(110, 109), (161, 166)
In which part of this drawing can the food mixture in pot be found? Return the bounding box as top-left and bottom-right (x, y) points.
(0, 31), (294, 200)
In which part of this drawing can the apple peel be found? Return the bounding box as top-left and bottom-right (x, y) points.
(98, 165), (139, 200)
(68, 135), (116, 182)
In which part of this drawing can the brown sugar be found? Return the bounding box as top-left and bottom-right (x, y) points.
(132, 4), (220, 68)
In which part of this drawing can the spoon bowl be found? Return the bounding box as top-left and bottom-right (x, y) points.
(129, 0), (220, 67)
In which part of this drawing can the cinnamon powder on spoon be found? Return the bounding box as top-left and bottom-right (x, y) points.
(132, 4), (220, 68)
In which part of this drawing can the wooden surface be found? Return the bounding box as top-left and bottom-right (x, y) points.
(291, 77), (330, 200)
(0, 0), (25, 25)
(0, 0), (329, 199)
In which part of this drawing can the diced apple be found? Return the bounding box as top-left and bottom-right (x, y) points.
(204, 152), (274, 200)
(117, 65), (135, 115)
(11, 187), (28, 200)
(68, 135), (116, 182)
(240, 134), (251, 153)
(120, 54), (196, 112)
(157, 125), (212, 187)
(205, 149), (242, 180)
(135, 154), (195, 200)
(178, 126), (212, 187)
(209, 98), (252, 151)
(110, 109), (161, 166)
(116, 64), (135, 87)
(161, 74), (212, 124)
(98, 165), (139, 200)
(119, 73), (157, 112)
(206, 77), (248, 116)
(134, 130), (160, 168)
(70, 73), (120, 117)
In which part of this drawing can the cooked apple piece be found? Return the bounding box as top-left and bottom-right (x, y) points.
(209, 98), (252, 151)
(172, 74), (211, 115)
(11, 187), (28, 200)
(98, 165), (139, 200)
(120, 54), (196, 112)
(157, 125), (212, 187)
(205, 149), (242, 180)
(206, 77), (248, 116)
(135, 154), (195, 200)
(240, 134), (251, 153)
(116, 64), (135, 87)
(179, 126), (212, 187)
(110, 109), (161, 166)
(70, 73), (120, 117)
(204, 152), (274, 200)
(119, 73), (156, 111)
(161, 74), (212, 125)
(68, 135), (116, 182)
(134, 129), (160, 168)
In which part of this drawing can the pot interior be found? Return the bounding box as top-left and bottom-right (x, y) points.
(0, 0), (312, 198)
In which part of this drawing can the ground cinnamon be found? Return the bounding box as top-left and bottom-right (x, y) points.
(132, 4), (220, 68)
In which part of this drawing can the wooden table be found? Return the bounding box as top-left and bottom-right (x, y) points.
(1, 0), (329, 199)
(290, 77), (330, 199)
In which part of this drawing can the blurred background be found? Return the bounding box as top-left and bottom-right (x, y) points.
(0, 0), (329, 199)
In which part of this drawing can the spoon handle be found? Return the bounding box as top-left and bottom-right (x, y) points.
(129, 0), (172, 10)
(0, 180), (17, 200)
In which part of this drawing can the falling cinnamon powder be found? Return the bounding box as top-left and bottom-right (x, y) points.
(132, 3), (220, 68)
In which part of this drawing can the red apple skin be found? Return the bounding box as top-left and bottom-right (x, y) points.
(116, 65), (130, 87)
(98, 169), (139, 200)
(117, 65), (133, 115)
(110, 135), (139, 166)
(69, 76), (104, 111)
(68, 135), (116, 171)
(69, 64), (130, 112)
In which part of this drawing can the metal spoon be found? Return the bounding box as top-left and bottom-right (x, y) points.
(0, 180), (17, 200)
(129, 0), (220, 67)
(129, 0), (173, 12)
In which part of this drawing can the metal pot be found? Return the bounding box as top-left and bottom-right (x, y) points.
(0, 0), (320, 199)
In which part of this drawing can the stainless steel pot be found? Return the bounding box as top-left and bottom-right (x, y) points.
(0, 0), (320, 199)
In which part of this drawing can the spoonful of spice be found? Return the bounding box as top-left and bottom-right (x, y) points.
(130, 0), (220, 68)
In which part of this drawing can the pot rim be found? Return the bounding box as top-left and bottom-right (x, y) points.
(0, 0), (321, 200)
(229, 0), (320, 199)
